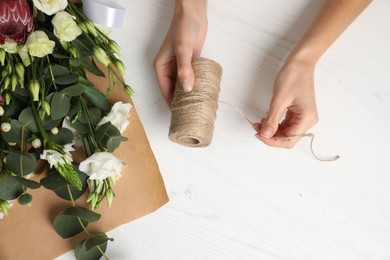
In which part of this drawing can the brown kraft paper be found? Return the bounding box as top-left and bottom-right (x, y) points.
(0, 67), (169, 259)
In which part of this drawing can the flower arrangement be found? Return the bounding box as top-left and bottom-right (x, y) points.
(0, 0), (133, 258)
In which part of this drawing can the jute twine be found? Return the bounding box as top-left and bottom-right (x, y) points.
(169, 57), (222, 147)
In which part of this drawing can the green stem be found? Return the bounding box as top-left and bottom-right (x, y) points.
(46, 56), (58, 91)
(107, 65), (126, 86)
(31, 101), (51, 146)
(78, 97), (100, 152)
(66, 185), (109, 259)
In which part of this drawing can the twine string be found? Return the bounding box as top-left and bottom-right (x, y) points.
(219, 101), (340, 162)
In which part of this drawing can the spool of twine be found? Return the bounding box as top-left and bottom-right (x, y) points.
(169, 57), (223, 147)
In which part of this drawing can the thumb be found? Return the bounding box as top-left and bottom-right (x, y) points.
(176, 46), (195, 92)
(261, 98), (285, 139)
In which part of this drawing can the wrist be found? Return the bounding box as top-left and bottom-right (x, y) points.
(175, 0), (208, 19)
(284, 46), (320, 69)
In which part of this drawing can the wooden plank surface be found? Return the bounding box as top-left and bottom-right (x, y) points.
(59, 0), (390, 259)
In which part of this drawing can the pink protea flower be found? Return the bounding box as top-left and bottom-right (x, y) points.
(0, 0), (34, 44)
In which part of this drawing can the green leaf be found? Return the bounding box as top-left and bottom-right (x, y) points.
(42, 115), (60, 130)
(15, 176), (41, 189)
(70, 120), (89, 134)
(18, 193), (32, 205)
(53, 211), (88, 238)
(79, 57), (105, 77)
(107, 136), (128, 152)
(62, 206), (101, 223)
(40, 171), (68, 191)
(49, 127), (74, 145)
(75, 238), (108, 260)
(54, 168), (88, 201)
(95, 122), (121, 143)
(82, 85), (109, 111)
(45, 64), (69, 78)
(60, 84), (85, 97)
(55, 73), (79, 85)
(6, 152), (37, 176)
(51, 92), (71, 120)
(85, 233), (113, 251)
(73, 37), (94, 56)
(0, 176), (24, 200)
(1, 119), (24, 143)
(77, 107), (102, 124)
(52, 53), (70, 59)
(19, 107), (39, 132)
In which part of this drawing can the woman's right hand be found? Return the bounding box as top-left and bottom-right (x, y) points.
(153, 0), (208, 107)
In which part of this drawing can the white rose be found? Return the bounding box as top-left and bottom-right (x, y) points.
(25, 31), (55, 58)
(0, 40), (18, 54)
(52, 11), (82, 42)
(97, 102), (132, 133)
(32, 0), (68, 16)
(79, 152), (123, 180)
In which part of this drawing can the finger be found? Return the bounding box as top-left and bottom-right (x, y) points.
(260, 97), (288, 139)
(255, 133), (300, 149)
(154, 55), (176, 106)
(175, 44), (195, 92)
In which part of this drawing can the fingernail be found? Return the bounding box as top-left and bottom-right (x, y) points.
(261, 126), (273, 138)
(181, 79), (192, 92)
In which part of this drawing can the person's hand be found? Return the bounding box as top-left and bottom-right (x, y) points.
(153, 0), (208, 107)
(254, 58), (319, 149)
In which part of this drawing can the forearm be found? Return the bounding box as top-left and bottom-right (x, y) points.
(287, 0), (372, 66)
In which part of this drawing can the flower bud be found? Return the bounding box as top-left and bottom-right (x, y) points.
(78, 22), (88, 34)
(8, 142), (16, 146)
(0, 106), (4, 116)
(86, 20), (98, 37)
(1, 122), (11, 132)
(0, 200), (9, 217)
(115, 60), (126, 76)
(106, 87), (111, 96)
(93, 47), (110, 67)
(15, 63), (25, 80)
(32, 138), (42, 148)
(60, 40), (69, 50)
(0, 49), (5, 66)
(4, 93), (11, 105)
(109, 40), (121, 56)
(124, 85), (134, 96)
(51, 127), (59, 135)
(3, 77), (10, 90)
(105, 188), (115, 208)
(69, 46), (77, 58)
(11, 75), (18, 91)
(29, 80), (40, 101)
(43, 100), (51, 116)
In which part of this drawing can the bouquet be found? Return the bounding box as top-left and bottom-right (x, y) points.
(0, 0), (133, 258)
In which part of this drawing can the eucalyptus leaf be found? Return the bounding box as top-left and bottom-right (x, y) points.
(79, 57), (105, 77)
(55, 73), (79, 85)
(48, 127), (74, 145)
(54, 168), (88, 201)
(75, 239), (108, 260)
(18, 193), (32, 205)
(19, 107), (39, 132)
(85, 233), (113, 251)
(62, 206), (101, 223)
(0, 176), (24, 200)
(15, 176), (41, 189)
(6, 152), (37, 176)
(44, 64), (69, 77)
(82, 85), (109, 111)
(107, 136), (128, 152)
(51, 92), (71, 120)
(53, 211), (88, 238)
(60, 84), (85, 97)
(40, 171), (68, 191)
(1, 119), (28, 143)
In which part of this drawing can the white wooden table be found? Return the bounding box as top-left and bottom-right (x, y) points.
(60, 0), (390, 259)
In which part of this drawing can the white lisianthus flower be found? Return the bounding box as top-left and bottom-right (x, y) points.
(32, 0), (68, 16)
(97, 102), (132, 133)
(79, 152), (123, 181)
(0, 40), (18, 54)
(25, 31), (55, 58)
(40, 143), (74, 168)
(52, 11), (82, 42)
